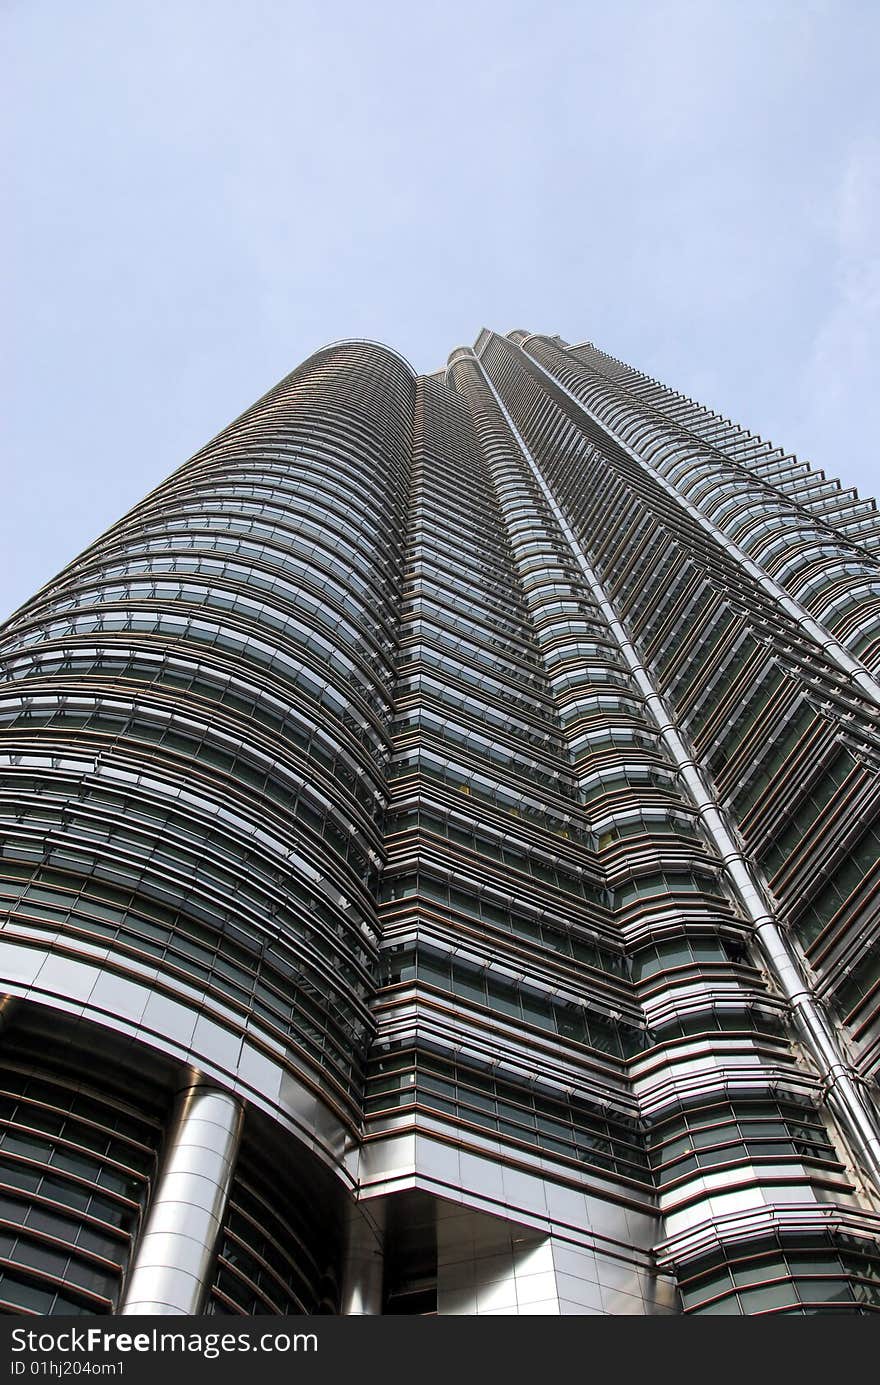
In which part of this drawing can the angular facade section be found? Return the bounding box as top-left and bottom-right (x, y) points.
(1, 331), (879, 1315)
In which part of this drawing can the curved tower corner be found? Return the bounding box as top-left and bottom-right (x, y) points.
(0, 339), (415, 1314)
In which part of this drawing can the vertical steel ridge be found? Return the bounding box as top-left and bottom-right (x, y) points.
(517, 338), (880, 712)
(471, 348), (880, 1202)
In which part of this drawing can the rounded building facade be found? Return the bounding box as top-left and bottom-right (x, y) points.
(0, 341), (414, 1313)
(0, 331), (879, 1316)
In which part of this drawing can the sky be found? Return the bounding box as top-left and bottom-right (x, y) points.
(3, 0), (879, 622)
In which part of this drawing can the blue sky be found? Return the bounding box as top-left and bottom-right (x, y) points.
(3, 0), (879, 621)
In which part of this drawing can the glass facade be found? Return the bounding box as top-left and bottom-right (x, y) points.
(0, 332), (879, 1315)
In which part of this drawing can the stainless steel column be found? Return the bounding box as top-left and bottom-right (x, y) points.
(340, 1200), (385, 1315)
(120, 1082), (244, 1315)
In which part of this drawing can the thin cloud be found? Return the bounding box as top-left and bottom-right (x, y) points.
(802, 139), (880, 481)
(2, 1), (879, 620)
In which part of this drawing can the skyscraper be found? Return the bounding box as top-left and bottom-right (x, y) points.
(1, 329), (879, 1316)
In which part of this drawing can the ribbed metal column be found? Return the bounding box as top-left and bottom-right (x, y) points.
(120, 1083), (243, 1315)
(340, 1201), (386, 1315)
